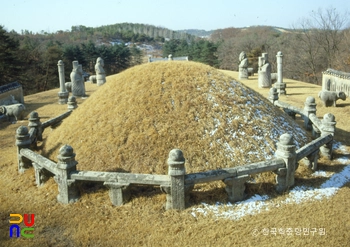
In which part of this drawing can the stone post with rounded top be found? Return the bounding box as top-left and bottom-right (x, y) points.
(274, 133), (296, 192)
(165, 149), (186, 210)
(303, 96), (317, 130)
(67, 96), (78, 110)
(15, 126), (32, 173)
(54, 145), (80, 204)
(268, 87), (279, 104)
(57, 60), (69, 104)
(28, 111), (42, 146)
(320, 113), (336, 159)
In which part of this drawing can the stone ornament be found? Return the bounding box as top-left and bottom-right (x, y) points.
(95, 57), (106, 86)
(238, 51), (248, 79)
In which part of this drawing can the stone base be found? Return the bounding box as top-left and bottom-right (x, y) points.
(274, 82), (286, 95)
(58, 91), (69, 105)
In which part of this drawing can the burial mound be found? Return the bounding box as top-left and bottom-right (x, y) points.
(43, 61), (310, 174)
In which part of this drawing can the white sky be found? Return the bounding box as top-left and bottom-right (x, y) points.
(1, 0), (349, 33)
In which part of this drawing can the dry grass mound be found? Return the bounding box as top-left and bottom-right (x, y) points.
(43, 61), (311, 174)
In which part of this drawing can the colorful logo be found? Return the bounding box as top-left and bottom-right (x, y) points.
(9, 214), (35, 238)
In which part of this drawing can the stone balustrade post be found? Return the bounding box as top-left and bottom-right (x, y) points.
(164, 149), (186, 210)
(15, 126), (32, 173)
(320, 113), (336, 159)
(223, 175), (249, 202)
(28, 111), (42, 147)
(55, 145), (80, 204)
(303, 96), (317, 130)
(268, 87), (279, 104)
(57, 60), (69, 104)
(274, 133), (296, 192)
(67, 96), (78, 110)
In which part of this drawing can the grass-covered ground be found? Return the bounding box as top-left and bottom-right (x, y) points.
(1, 62), (349, 246)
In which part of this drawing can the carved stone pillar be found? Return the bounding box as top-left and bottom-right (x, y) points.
(274, 51), (286, 95)
(15, 126), (32, 173)
(163, 149), (186, 210)
(320, 113), (336, 159)
(55, 145), (80, 204)
(274, 133), (296, 192)
(57, 60), (69, 104)
(303, 96), (317, 130)
(28, 111), (42, 146)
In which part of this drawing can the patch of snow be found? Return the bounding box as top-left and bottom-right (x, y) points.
(311, 170), (333, 177)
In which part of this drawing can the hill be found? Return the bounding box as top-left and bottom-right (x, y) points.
(42, 61), (310, 174)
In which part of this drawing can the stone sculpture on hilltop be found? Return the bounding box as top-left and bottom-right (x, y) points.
(258, 53), (271, 88)
(95, 57), (106, 86)
(238, 51), (248, 79)
(70, 61), (86, 97)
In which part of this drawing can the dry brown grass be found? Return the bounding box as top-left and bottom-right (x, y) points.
(1, 64), (350, 246)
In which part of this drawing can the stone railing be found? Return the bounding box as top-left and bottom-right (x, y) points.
(15, 95), (335, 210)
(322, 68), (350, 96)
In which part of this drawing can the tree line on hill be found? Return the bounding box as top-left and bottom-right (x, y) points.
(0, 8), (349, 95)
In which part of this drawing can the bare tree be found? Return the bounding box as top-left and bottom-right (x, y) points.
(290, 7), (349, 84)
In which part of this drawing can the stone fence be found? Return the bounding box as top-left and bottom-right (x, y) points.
(322, 68), (350, 96)
(15, 94), (335, 210)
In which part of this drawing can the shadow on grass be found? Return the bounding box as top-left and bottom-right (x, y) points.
(336, 102), (350, 107)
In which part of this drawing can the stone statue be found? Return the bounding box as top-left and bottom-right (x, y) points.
(258, 53), (271, 88)
(70, 61), (86, 97)
(238, 51), (248, 79)
(318, 90), (346, 107)
(95, 57), (106, 86)
(0, 103), (26, 122)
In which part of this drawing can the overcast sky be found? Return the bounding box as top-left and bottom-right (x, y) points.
(1, 0), (349, 33)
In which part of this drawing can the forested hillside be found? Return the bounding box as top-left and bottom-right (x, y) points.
(0, 23), (200, 95)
